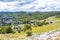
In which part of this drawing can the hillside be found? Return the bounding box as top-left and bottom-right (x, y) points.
(0, 16), (60, 40)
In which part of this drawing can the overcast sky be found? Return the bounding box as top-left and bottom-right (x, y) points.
(0, 0), (60, 12)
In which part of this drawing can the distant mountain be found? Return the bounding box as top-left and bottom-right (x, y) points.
(0, 11), (32, 14)
(0, 11), (60, 14)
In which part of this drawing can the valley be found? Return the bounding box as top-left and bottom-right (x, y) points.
(0, 12), (60, 40)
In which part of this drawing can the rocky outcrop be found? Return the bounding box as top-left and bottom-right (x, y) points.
(24, 30), (60, 40)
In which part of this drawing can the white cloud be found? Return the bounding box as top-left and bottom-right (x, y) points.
(0, 0), (60, 12)
(0, 1), (20, 11)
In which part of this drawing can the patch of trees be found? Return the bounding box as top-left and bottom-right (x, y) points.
(36, 20), (51, 26)
(13, 11), (60, 21)
(0, 26), (14, 34)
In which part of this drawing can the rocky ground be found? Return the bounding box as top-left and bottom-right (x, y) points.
(23, 30), (60, 40)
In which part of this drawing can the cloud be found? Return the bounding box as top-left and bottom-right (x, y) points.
(0, 1), (19, 12)
(0, 0), (16, 2)
(0, 0), (60, 12)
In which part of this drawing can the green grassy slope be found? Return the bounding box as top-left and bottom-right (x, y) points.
(32, 16), (60, 34)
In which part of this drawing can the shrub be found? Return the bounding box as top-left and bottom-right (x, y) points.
(26, 31), (32, 36)
(50, 21), (53, 24)
(5, 26), (14, 33)
(23, 24), (32, 31)
(36, 22), (43, 26)
(45, 22), (49, 25)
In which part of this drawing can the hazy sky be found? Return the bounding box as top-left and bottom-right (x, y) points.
(0, 0), (60, 12)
